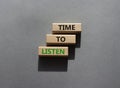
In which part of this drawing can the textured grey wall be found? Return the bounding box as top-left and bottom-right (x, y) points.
(0, 0), (120, 88)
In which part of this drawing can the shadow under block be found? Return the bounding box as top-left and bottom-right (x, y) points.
(46, 34), (76, 45)
(38, 46), (68, 57)
(52, 23), (82, 33)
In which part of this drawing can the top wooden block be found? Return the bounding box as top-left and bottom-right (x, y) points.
(52, 23), (82, 33)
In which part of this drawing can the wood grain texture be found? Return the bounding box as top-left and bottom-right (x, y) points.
(52, 23), (82, 33)
(46, 34), (76, 45)
(38, 46), (68, 56)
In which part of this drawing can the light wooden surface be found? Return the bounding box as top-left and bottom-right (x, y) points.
(46, 34), (76, 45)
(52, 23), (82, 33)
(38, 46), (68, 56)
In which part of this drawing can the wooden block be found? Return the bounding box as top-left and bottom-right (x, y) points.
(46, 34), (76, 45)
(52, 23), (82, 33)
(38, 46), (68, 57)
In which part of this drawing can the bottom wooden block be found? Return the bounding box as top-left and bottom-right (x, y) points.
(38, 46), (68, 57)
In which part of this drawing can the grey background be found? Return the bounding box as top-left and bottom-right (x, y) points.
(0, 0), (120, 88)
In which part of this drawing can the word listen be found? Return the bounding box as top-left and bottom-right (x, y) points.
(39, 46), (68, 56)
(52, 23), (82, 33)
(42, 48), (65, 54)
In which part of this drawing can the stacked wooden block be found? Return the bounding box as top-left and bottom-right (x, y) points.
(38, 23), (82, 57)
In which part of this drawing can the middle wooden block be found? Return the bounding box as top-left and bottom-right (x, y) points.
(46, 34), (76, 45)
